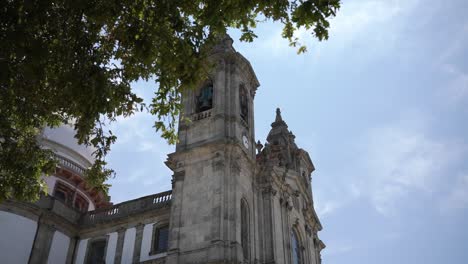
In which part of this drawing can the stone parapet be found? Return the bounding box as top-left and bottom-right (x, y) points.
(80, 191), (172, 226)
(35, 195), (82, 223)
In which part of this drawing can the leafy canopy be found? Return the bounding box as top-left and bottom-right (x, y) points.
(0, 0), (340, 201)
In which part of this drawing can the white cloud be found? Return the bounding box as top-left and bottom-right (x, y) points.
(316, 183), (362, 218)
(358, 117), (462, 215)
(111, 111), (173, 153)
(315, 113), (462, 217)
(106, 104), (174, 202)
(316, 200), (342, 218)
(257, 0), (421, 56)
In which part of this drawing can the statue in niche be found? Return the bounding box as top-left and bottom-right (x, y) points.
(196, 83), (213, 112)
(239, 85), (248, 122)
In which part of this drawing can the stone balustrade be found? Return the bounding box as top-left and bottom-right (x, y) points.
(54, 153), (86, 175)
(191, 109), (212, 121)
(80, 190), (172, 226)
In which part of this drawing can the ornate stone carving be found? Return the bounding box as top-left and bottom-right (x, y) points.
(261, 186), (277, 196)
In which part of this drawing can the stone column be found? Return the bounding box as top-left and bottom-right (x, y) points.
(132, 223), (145, 263)
(260, 187), (276, 263)
(29, 219), (56, 264)
(166, 171), (185, 264)
(114, 227), (126, 264)
(65, 236), (79, 264)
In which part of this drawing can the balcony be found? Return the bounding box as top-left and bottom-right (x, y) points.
(35, 196), (82, 223)
(191, 109), (212, 121)
(54, 154), (86, 176)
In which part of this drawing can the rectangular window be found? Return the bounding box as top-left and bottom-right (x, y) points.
(74, 194), (89, 212)
(54, 182), (74, 205)
(86, 239), (106, 264)
(152, 225), (169, 254)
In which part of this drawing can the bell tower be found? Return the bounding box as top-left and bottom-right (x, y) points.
(175, 35), (258, 158)
(166, 35), (260, 264)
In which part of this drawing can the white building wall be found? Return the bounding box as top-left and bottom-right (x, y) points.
(0, 211), (37, 264)
(121, 228), (136, 264)
(75, 239), (89, 264)
(47, 231), (70, 264)
(105, 232), (118, 264)
(140, 223), (166, 262)
(43, 175), (58, 196)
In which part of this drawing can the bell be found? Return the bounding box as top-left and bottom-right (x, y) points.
(197, 85), (213, 111)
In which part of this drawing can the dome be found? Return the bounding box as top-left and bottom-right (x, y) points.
(40, 124), (96, 167)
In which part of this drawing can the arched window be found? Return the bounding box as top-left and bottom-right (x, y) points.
(54, 182), (74, 205)
(239, 85), (249, 122)
(291, 229), (303, 264)
(196, 82), (213, 113)
(241, 199), (250, 260)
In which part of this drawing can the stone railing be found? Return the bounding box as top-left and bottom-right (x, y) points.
(191, 109), (212, 121)
(81, 190), (172, 226)
(35, 196), (82, 223)
(54, 154), (86, 176)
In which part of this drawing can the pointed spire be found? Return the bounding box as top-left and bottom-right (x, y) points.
(275, 108), (283, 122)
(271, 107), (287, 128)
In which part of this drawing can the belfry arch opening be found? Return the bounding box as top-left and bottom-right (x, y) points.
(195, 81), (214, 113)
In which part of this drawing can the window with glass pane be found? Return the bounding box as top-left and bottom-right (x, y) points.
(291, 230), (302, 264)
(74, 194), (89, 212)
(54, 182), (73, 205)
(153, 226), (169, 253)
(86, 239), (106, 264)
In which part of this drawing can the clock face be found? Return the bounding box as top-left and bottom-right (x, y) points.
(242, 135), (249, 149)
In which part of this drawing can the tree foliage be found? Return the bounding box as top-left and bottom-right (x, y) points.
(0, 0), (340, 201)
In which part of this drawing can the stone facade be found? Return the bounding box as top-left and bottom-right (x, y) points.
(0, 35), (324, 264)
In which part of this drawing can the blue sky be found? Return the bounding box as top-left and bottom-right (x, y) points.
(106, 0), (468, 263)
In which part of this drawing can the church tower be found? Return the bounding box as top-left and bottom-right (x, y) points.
(0, 34), (324, 264)
(165, 35), (260, 264)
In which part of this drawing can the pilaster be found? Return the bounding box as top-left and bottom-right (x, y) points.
(132, 223), (145, 263)
(28, 217), (56, 264)
(65, 236), (78, 264)
(114, 227), (126, 264)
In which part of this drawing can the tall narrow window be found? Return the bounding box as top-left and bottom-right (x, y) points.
(152, 225), (169, 254)
(196, 82), (213, 112)
(74, 194), (89, 212)
(291, 229), (303, 264)
(86, 239), (106, 264)
(241, 199), (250, 260)
(239, 85), (249, 122)
(54, 182), (74, 205)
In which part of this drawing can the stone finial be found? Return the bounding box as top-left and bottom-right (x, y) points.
(256, 140), (263, 154)
(211, 34), (235, 53)
(275, 108), (283, 122)
(270, 107), (287, 129)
